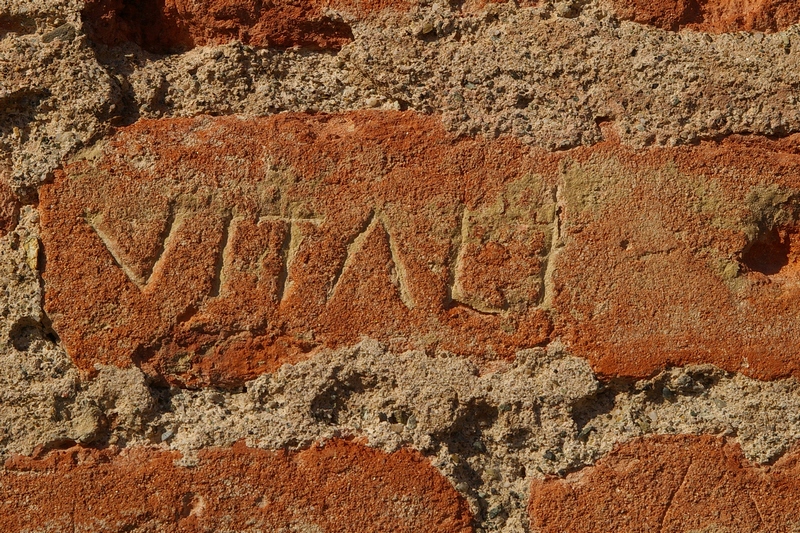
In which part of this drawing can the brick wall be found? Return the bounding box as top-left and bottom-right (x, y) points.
(2, 0), (800, 531)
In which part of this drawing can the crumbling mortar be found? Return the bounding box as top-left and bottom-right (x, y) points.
(4, 0), (800, 190)
(2, 321), (800, 531)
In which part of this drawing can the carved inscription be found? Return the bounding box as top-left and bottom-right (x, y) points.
(450, 175), (556, 314)
(40, 113), (556, 386)
(88, 208), (183, 290)
(327, 212), (414, 309)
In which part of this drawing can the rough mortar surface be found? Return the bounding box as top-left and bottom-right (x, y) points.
(5, 0), (800, 189)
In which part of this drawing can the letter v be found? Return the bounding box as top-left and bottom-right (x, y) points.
(87, 208), (182, 290)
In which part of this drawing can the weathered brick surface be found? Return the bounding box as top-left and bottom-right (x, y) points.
(1, 439), (473, 532)
(0, 179), (19, 237)
(82, 0), (402, 52)
(608, 0), (800, 32)
(40, 113), (800, 384)
(40, 112), (554, 386)
(529, 435), (800, 532)
(554, 134), (800, 380)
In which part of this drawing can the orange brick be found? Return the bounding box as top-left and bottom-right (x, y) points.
(82, 0), (406, 52)
(40, 112), (554, 387)
(608, 0), (800, 33)
(553, 134), (800, 380)
(42, 113), (800, 384)
(0, 179), (19, 237)
(1, 439), (473, 532)
(529, 435), (800, 532)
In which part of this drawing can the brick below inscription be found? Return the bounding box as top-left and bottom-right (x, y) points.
(41, 112), (555, 387)
(2, 439), (473, 533)
(529, 435), (800, 532)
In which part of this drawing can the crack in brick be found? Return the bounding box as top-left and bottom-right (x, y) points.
(748, 489), (766, 528)
(659, 458), (693, 532)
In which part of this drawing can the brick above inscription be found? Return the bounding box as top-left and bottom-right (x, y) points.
(82, 0), (382, 52)
(40, 112), (556, 387)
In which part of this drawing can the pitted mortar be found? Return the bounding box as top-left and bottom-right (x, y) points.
(0, 0), (119, 193)
(3, 338), (800, 531)
(4, 0), (800, 191)
(107, 2), (800, 150)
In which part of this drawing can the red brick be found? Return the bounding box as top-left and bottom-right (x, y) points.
(1, 439), (473, 532)
(82, 0), (406, 52)
(42, 112), (800, 385)
(40, 111), (554, 387)
(608, 0), (800, 33)
(0, 179), (19, 237)
(41, 112), (800, 384)
(553, 134), (800, 380)
(529, 435), (800, 532)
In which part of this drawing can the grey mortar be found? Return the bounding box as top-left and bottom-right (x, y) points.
(3, 0), (800, 190)
(2, 211), (800, 532)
